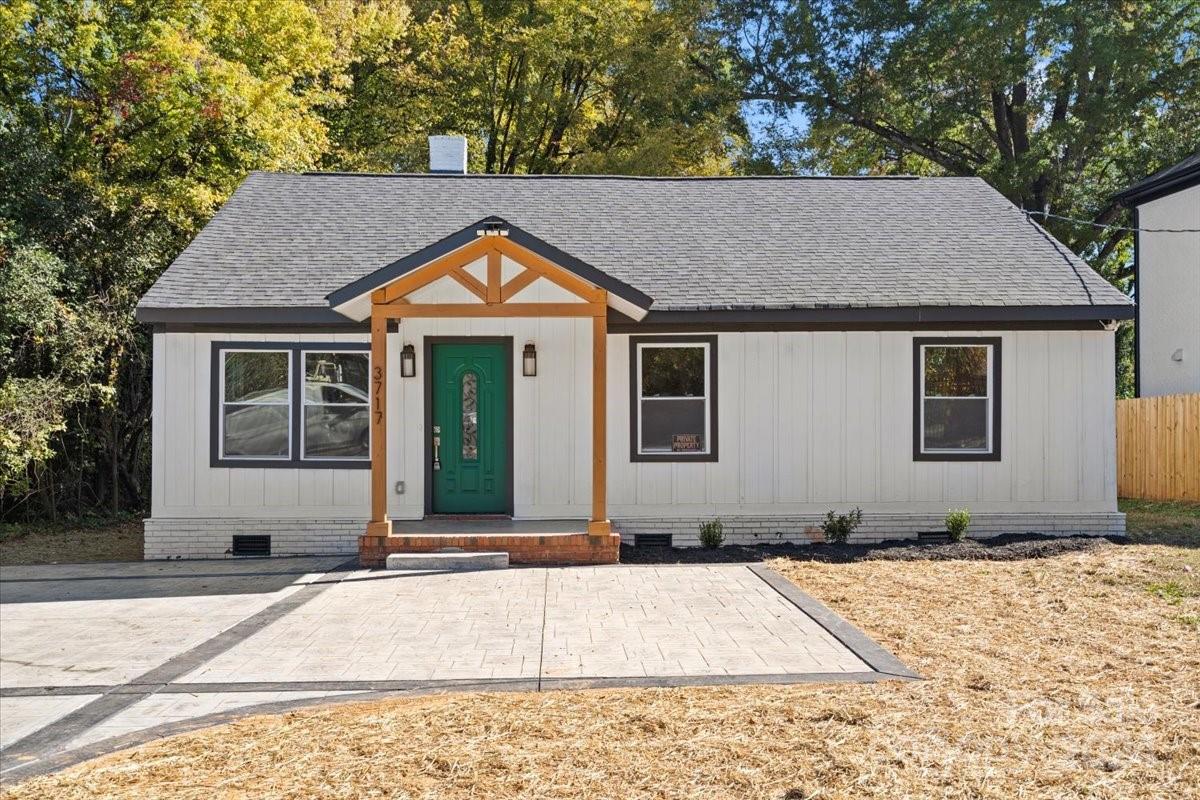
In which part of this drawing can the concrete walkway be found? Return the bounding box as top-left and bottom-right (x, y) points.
(0, 557), (914, 782)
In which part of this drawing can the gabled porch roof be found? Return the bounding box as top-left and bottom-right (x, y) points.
(326, 216), (653, 322)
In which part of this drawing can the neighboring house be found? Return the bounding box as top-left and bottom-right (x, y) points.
(136, 136), (1133, 564)
(1115, 152), (1200, 397)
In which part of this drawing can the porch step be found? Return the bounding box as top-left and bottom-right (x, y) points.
(385, 550), (509, 571)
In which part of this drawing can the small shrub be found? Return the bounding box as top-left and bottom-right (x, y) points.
(945, 508), (971, 542)
(698, 518), (724, 549)
(821, 508), (863, 544)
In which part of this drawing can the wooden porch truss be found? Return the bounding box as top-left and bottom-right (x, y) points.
(366, 232), (611, 541)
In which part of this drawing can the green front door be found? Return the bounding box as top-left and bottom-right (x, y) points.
(430, 342), (510, 514)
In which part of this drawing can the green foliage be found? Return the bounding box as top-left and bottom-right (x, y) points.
(0, 0), (746, 521)
(821, 508), (863, 545)
(721, 0), (1200, 290)
(945, 508), (971, 542)
(698, 518), (724, 549)
(324, 0), (746, 174)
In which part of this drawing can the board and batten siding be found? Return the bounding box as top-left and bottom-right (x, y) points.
(608, 330), (1116, 517)
(151, 327), (1118, 522)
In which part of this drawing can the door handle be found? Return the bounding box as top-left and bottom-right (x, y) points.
(432, 426), (441, 471)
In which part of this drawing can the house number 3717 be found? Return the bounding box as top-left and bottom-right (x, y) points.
(373, 365), (384, 424)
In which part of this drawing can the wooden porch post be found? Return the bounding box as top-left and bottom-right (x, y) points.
(367, 304), (392, 536)
(588, 307), (611, 537)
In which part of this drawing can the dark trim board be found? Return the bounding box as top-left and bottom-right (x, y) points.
(628, 335), (719, 463)
(1133, 206), (1141, 397)
(625, 305), (1133, 326)
(911, 337), (1002, 462)
(142, 303), (1133, 328)
(609, 316), (1119, 333)
(422, 337), (515, 516)
(1114, 155), (1200, 206)
(209, 342), (371, 469)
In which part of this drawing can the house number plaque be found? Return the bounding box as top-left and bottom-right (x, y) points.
(372, 365), (384, 425)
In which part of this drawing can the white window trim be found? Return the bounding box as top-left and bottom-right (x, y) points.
(300, 348), (371, 462)
(218, 348), (293, 461)
(919, 343), (994, 455)
(635, 341), (712, 456)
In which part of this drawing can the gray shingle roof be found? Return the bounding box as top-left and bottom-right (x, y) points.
(138, 172), (1131, 319)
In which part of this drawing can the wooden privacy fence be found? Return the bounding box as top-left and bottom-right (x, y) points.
(1116, 393), (1200, 501)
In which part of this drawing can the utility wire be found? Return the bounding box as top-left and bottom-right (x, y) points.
(1022, 209), (1200, 234)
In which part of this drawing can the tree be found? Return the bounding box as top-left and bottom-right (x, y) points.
(0, 0), (364, 515)
(721, 0), (1200, 285)
(324, 0), (746, 175)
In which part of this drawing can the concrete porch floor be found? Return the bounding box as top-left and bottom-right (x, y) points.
(389, 518), (588, 534)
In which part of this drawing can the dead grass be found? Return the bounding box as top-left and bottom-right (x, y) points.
(0, 517), (143, 566)
(4, 544), (1198, 799)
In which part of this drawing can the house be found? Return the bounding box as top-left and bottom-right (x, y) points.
(1115, 152), (1200, 397)
(136, 136), (1134, 565)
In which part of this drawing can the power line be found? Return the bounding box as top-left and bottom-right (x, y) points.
(1022, 209), (1200, 234)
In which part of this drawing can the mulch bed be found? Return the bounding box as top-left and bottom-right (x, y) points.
(619, 532), (1122, 565)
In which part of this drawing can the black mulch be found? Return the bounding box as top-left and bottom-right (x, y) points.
(619, 533), (1125, 565)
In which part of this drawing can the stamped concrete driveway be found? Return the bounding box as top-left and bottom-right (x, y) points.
(0, 557), (914, 782)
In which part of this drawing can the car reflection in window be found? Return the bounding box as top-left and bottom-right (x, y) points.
(304, 382), (370, 459)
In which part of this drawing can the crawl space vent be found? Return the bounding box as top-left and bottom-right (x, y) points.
(635, 533), (672, 548)
(231, 535), (271, 557)
(917, 531), (950, 544)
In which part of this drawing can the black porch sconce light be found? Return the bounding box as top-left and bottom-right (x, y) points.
(522, 343), (537, 377)
(400, 344), (416, 378)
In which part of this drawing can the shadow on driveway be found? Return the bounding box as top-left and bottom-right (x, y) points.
(0, 556), (348, 604)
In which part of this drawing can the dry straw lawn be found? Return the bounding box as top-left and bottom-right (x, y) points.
(5, 542), (1198, 799)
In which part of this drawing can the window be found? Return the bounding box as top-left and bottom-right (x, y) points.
(302, 351), (370, 460)
(630, 336), (718, 462)
(211, 343), (370, 468)
(220, 350), (291, 459)
(913, 338), (1001, 461)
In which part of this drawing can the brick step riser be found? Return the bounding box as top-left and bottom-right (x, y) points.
(358, 533), (620, 568)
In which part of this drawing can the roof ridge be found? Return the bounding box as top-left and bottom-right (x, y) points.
(293, 171), (926, 181)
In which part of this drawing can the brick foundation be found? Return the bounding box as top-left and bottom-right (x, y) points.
(144, 511), (1123, 561)
(614, 512), (1126, 547)
(358, 532), (621, 568)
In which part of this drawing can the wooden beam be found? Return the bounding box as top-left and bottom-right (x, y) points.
(379, 237), (493, 303)
(487, 249), (501, 303)
(588, 305), (610, 537)
(499, 268), (540, 302)
(366, 307), (391, 537)
(492, 237), (605, 303)
(379, 302), (605, 319)
(448, 267), (488, 302)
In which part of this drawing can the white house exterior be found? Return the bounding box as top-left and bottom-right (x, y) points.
(137, 143), (1133, 563)
(1116, 153), (1200, 397)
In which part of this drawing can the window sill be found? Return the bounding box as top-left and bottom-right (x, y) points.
(913, 451), (1001, 462)
(210, 458), (371, 469)
(630, 452), (719, 463)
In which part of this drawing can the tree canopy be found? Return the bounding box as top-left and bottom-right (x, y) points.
(723, 0), (1200, 285)
(1, 0), (1196, 518)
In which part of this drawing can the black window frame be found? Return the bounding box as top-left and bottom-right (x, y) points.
(629, 335), (718, 463)
(912, 337), (1002, 462)
(210, 341), (371, 469)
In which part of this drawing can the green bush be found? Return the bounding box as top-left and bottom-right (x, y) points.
(698, 518), (724, 548)
(821, 508), (863, 544)
(945, 508), (971, 542)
